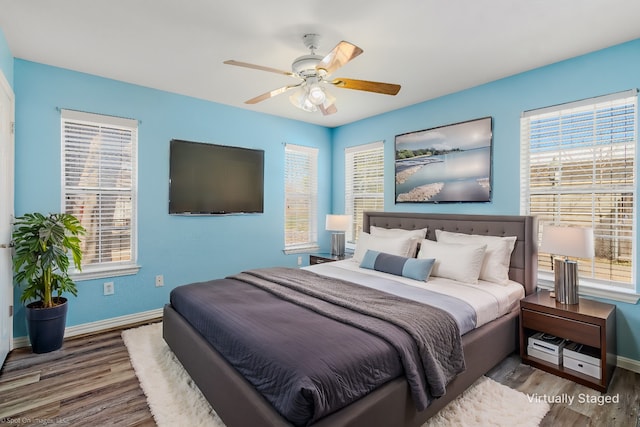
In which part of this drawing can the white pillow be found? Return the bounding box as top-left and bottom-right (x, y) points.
(370, 226), (428, 257)
(435, 230), (517, 285)
(417, 239), (487, 284)
(353, 232), (415, 263)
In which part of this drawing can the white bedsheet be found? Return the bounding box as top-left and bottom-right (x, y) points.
(305, 259), (524, 329)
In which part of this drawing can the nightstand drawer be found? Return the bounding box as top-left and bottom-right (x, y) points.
(521, 308), (600, 348)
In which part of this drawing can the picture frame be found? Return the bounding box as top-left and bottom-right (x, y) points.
(395, 116), (493, 203)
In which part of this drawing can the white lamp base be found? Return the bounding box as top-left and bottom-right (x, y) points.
(330, 232), (345, 257)
(554, 258), (579, 304)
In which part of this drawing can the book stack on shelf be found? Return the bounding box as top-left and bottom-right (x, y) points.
(527, 332), (566, 365)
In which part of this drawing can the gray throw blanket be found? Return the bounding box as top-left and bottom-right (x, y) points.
(231, 267), (465, 410)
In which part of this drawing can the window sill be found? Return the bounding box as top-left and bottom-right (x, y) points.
(537, 275), (639, 304)
(71, 264), (141, 281)
(283, 245), (320, 255)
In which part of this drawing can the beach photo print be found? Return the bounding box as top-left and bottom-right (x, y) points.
(395, 117), (493, 203)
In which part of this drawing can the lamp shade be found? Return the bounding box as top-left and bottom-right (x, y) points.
(289, 87), (317, 112)
(307, 84), (326, 105)
(325, 214), (351, 232)
(540, 225), (595, 259)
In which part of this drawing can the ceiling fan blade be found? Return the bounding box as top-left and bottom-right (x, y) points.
(316, 41), (363, 75)
(245, 84), (301, 104)
(319, 102), (337, 116)
(331, 78), (401, 95)
(224, 60), (295, 77)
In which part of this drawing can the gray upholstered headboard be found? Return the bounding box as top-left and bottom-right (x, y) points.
(363, 211), (538, 295)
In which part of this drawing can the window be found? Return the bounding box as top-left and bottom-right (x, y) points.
(345, 141), (384, 243)
(61, 109), (139, 279)
(284, 144), (319, 252)
(520, 90), (637, 293)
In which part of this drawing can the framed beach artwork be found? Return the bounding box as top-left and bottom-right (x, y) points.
(395, 117), (493, 203)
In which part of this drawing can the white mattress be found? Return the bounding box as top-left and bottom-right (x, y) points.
(305, 259), (525, 329)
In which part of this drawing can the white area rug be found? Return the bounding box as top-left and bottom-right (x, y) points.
(121, 323), (223, 426)
(122, 323), (549, 427)
(423, 376), (549, 427)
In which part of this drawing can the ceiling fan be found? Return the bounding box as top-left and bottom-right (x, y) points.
(224, 34), (401, 115)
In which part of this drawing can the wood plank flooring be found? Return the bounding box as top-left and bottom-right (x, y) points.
(0, 321), (158, 426)
(1, 322), (638, 426)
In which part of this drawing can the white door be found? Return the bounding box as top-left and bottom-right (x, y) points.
(0, 70), (14, 367)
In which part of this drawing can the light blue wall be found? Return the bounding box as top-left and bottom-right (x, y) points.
(9, 37), (640, 362)
(12, 60), (332, 338)
(0, 27), (13, 87)
(332, 39), (640, 361)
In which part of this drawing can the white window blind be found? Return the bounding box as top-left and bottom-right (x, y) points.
(520, 90), (637, 289)
(345, 141), (384, 243)
(284, 144), (318, 251)
(61, 109), (138, 277)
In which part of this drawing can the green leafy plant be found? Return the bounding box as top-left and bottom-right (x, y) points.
(12, 212), (86, 308)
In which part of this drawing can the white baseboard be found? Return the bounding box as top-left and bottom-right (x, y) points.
(617, 354), (640, 374)
(11, 308), (163, 349)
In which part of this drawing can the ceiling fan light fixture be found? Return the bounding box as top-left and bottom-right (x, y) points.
(302, 97), (317, 112)
(289, 87), (318, 112)
(307, 84), (326, 105)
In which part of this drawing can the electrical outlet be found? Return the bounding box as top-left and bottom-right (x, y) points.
(297, 256), (302, 266)
(155, 274), (164, 287)
(103, 282), (114, 295)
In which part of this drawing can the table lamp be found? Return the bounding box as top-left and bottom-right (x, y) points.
(325, 214), (351, 257)
(539, 224), (594, 304)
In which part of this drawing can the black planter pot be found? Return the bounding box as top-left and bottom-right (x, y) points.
(25, 297), (68, 353)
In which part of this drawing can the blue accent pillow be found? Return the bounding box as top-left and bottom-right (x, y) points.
(360, 250), (435, 282)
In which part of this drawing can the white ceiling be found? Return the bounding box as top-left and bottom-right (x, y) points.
(1, 0), (640, 127)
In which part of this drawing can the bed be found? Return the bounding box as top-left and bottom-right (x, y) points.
(163, 212), (538, 427)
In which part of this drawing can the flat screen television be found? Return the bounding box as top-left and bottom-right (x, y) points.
(169, 139), (264, 215)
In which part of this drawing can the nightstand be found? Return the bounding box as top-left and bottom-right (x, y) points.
(309, 253), (352, 265)
(519, 290), (616, 392)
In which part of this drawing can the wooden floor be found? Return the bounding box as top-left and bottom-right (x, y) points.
(0, 322), (158, 426)
(1, 323), (639, 426)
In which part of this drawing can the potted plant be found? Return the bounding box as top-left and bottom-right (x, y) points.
(12, 212), (85, 353)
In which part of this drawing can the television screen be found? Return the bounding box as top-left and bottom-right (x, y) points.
(394, 117), (493, 203)
(169, 139), (264, 215)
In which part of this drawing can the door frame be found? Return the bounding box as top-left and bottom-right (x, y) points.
(0, 68), (15, 366)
